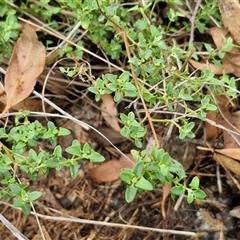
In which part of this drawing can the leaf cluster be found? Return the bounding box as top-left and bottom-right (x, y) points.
(120, 148), (206, 203)
(0, 112), (104, 214)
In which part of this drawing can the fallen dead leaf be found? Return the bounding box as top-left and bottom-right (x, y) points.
(217, 0), (240, 45)
(1, 24), (45, 117)
(0, 82), (51, 113)
(101, 94), (121, 132)
(161, 183), (171, 219)
(213, 152), (240, 176)
(188, 59), (225, 75)
(205, 111), (222, 140)
(89, 153), (135, 182)
(205, 95), (240, 148)
(189, 27), (240, 77)
(215, 148), (240, 161)
(218, 109), (240, 148)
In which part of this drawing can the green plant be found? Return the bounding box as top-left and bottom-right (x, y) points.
(89, 72), (137, 102)
(120, 148), (206, 203)
(120, 112), (147, 148)
(0, 111), (104, 214)
(1, 0), (238, 211)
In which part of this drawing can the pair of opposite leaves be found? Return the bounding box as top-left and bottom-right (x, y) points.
(1, 24), (45, 117)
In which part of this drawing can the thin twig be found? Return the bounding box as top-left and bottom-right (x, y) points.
(189, 0), (202, 42)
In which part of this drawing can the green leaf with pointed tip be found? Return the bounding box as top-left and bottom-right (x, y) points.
(135, 176), (153, 190)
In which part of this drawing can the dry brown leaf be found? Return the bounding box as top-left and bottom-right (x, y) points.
(89, 153), (135, 182)
(161, 183), (171, 219)
(209, 27), (240, 77)
(217, 0), (240, 45)
(208, 27), (229, 50)
(1, 24), (45, 117)
(219, 110), (240, 148)
(215, 148), (240, 161)
(89, 159), (120, 182)
(205, 111), (222, 140)
(188, 59), (225, 75)
(213, 96), (240, 148)
(213, 152), (240, 175)
(118, 154), (136, 168)
(100, 94), (121, 132)
(189, 27), (240, 77)
(224, 52), (240, 77)
(204, 95), (240, 147)
(0, 78), (52, 113)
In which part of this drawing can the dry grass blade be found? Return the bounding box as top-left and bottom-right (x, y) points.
(0, 214), (29, 240)
(31, 212), (197, 237)
(1, 24), (45, 117)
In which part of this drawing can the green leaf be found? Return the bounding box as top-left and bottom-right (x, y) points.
(42, 130), (55, 139)
(161, 152), (171, 165)
(120, 170), (134, 184)
(134, 19), (147, 30)
(70, 163), (80, 178)
(47, 121), (56, 130)
(189, 176), (200, 189)
(120, 127), (131, 138)
(135, 139), (143, 148)
(160, 166), (169, 176)
(119, 71), (130, 82)
(170, 186), (184, 196)
(28, 149), (37, 160)
(194, 189), (206, 199)
(187, 191), (194, 204)
(125, 186), (137, 203)
(9, 184), (21, 195)
(132, 160), (144, 176)
(83, 143), (90, 153)
(114, 91), (123, 102)
(205, 103), (217, 111)
(58, 127), (71, 136)
(45, 157), (60, 168)
(135, 176), (153, 190)
(29, 191), (42, 202)
(89, 151), (105, 162)
(66, 140), (82, 157)
(53, 145), (62, 157)
(14, 200), (31, 215)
